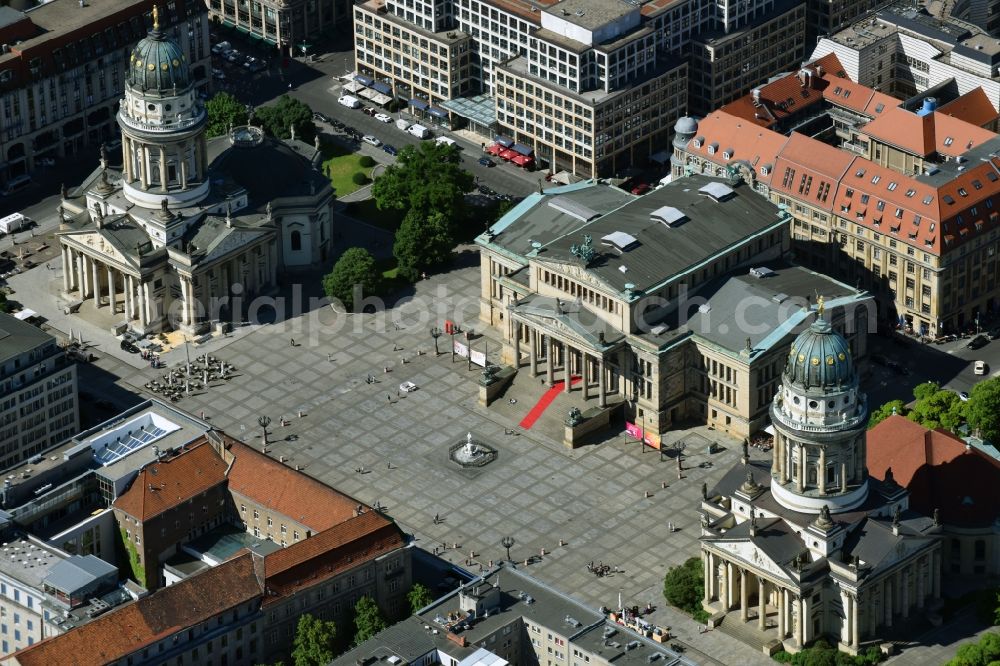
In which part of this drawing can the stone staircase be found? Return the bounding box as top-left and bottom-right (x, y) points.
(715, 614), (774, 654)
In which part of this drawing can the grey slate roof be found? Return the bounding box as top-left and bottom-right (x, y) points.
(43, 555), (116, 594)
(0, 312), (55, 363)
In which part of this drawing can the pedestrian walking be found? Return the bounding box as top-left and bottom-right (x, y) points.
(290, 338), (295, 347)
(386, 394), (391, 402)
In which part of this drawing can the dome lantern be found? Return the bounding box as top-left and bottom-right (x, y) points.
(127, 5), (189, 94)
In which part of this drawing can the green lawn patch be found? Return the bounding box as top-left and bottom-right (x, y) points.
(321, 143), (372, 196)
(378, 257), (409, 293)
(344, 199), (405, 232)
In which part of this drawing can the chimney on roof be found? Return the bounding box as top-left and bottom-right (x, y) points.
(922, 111), (935, 157)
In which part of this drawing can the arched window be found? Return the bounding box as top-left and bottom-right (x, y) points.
(290, 230), (302, 252)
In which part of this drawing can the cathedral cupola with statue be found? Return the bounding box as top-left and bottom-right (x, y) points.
(697, 299), (943, 657)
(55, 5), (334, 337)
(118, 5), (210, 214)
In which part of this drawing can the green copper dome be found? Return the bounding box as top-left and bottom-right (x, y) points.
(784, 317), (854, 390)
(128, 24), (188, 93)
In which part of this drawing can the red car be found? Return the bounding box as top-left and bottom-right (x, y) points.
(631, 182), (651, 195)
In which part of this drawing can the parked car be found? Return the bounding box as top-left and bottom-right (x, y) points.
(374, 113), (392, 123)
(313, 111), (332, 123)
(975, 360), (987, 375)
(631, 182), (651, 195)
(967, 335), (990, 350)
(242, 56), (257, 69)
(870, 354), (888, 366)
(886, 360), (908, 375)
(399, 381), (418, 393)
(211, 41), (232, 55)
(362, 134), (382, 147)
(212, 68), (225, 80)
(382, 144), (398, 156)
(988, 327), (1000, 341)
(478, 157), (496, 167)
(120, 340), (139, 354)
(36, 157), (55, 167)
(225, 49), (242, 63)
(362, 107), (377, 116)
(248, 60), (267, 73)
(958, 391), (970, 401)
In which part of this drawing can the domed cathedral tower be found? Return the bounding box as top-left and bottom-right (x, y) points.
(670, 116), (698, 180)
(119, 5), (209, 222)
(770, 298), (870, 515)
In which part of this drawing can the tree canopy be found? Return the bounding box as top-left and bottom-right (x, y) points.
(353, 595), (387, 646)
(205, 92), (248, 138)
(254, 95), (315, 142)
(945, 632), (1000, 666)
(322, 248), (380, 312)
(393, 210), (455, 282)
(291, 614), (337, 666)
(662, 557), (707, 623)
(966, 376), (1000, 443)
(407, 583), (434, 614)
(371, 142), (473, 222)
(869, 381), (965, 433)
(868, 399), (908, 429)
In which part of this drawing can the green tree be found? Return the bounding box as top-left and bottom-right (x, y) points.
(359, 155), (376, 168)
(205, 92), (248, 138)
(353, 595), (387, 646)
(254, 95), (315, 142)
(951, 642), (986, 666)
(662, 557), (707, 622)
(967, 377), (1000, 443)
(393, 209), (455, 281)
(407, 583), (434, 613)
(322, 247), (380, 312)
(868, 399), (908, 429)
(912, 381), (940, 402)
(290, 613), (336, 666)
(908, 388), (965, 432)
(371, 141), (473, 223)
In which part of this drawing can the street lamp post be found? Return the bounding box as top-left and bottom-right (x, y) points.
(500, 536), (515, 562)
(430, 327), (441, 356)
(258, 415), (272, 452)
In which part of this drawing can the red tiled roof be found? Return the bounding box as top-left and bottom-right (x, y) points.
(12, 554), (262, 666)
(861, 108), (994, 158)
(938, 88), (1000, 129)
(769, 132), (855, 211)
(263, 511), (405, 603)
(868, 416), (1000, 527)
(683, 111), (788, 186)
(225, 439), (362, 532)
(113, 440), (228, 522)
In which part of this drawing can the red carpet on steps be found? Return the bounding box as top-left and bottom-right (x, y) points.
(519, 377), (580, 429)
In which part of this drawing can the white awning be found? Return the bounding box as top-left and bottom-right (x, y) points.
(13, 309), (37, 320)
(342, 80), (364, 93)
(358, 87), (379, 100)
(370, 92), (392, 105)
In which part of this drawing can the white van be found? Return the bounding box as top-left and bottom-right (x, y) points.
(395, 118), (411, 131)
(435, 136), (457, 148)
(407, 124), (431, 139)
(338, 95), (361, 109)
(0, 212), (27, 233)
(0, 175), (31, 196)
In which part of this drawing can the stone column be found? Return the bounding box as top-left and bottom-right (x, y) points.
(138, 281), (148, 328)
(62, 247), (71, 292)
(77, 251), (86, 297)
(703, 552), (712, 605)
(514, 321), (521, 368)
(529, 329), (538, 375)
(851, 594), (860, 650)
(199, 134), (208, 175)
(801, 595), (809, 644)
(124, 275), (133, 321)
(778, 587), (786, 638)
(725, 561), (734, 610)
(933, 551), (941, 598)
(841, 461), (848, 492)
(797, 444), (805, 491)
(795, 595), (804, 646)
(901, 570), (909, 619)
(139, 143), (149, 190)
(884, 578), (892, 627)
(122, 136), (131, 182)
(758, 576), (766, 630)
(564, 344), (572, 392)
(841, 590), (851, 646)
(582, 353), (590, 400)
(740, 569), (748, 622)
(107, 266), (116, 314)
(91, 258), (101, 307)
(598, 357), (607, 408)
(819, 446), (827, 494)
(179, 148), (188, 189)
(159, 146), (168, 192)
(917, 559), (926, 609)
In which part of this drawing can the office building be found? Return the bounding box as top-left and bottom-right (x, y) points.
(353, 0), (811, 178)
(335, 563), (696, 666)
(700, 315), (941, 656)
(672, 52), (1000, 337)
(206, 0), (351, 56)
(0, 313), (77, 471)
(0, 0), (210, 186)
(475, 175), (872, 440)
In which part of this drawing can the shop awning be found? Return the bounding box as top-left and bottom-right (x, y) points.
(354, 74), (374, 86)
(409, 98), (429, 111)
(500, 149), (518, 160)
(358, 87), (379, 100)
(486, 143), (503, 155)
(494, 135), (513, 147)
(427, 107), (449, 119)
(342, 81), (364, 93)
(370, 92), (392, 106)
(511, 143), (533, 156)
(372, 81), (392, 95)
(512, 154), (534, 166)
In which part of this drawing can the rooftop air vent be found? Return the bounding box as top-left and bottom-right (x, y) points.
(548, 197), (599, 222)
(601, 231), (639, 252)
(650, 206), (686, 227)
(698, 182), (735, 202)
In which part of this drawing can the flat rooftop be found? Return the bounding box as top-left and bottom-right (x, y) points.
(543, 0), (637, 31)
(0, 312), (54, 363)
(0, 536), (64, 590)
(183, 524), (283, 563)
